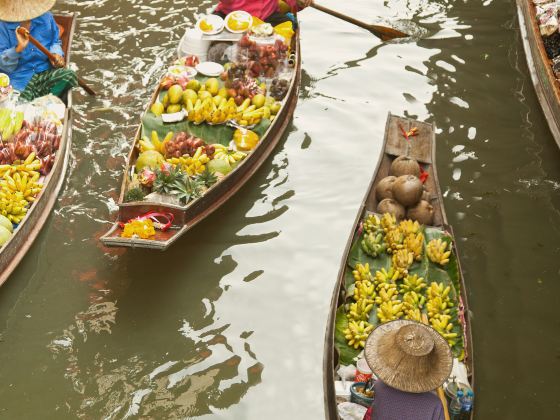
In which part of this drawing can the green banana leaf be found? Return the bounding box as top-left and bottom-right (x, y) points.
(334, 305), (361, 366)
(334, 216), (465, 365)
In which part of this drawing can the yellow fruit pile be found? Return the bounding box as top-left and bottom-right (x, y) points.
(166, 146), (210, 176)
(187, 96), (238, 125)
(0, 154), (43, 224)
(139, 131), (172, 154)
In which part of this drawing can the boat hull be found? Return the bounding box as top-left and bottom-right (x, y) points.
(0, 14), (76, 287)
(517, 0), (560, 148)
(323, 113), (474, 419)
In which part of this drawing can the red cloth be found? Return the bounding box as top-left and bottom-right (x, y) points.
(363, 405), (373, 420)
(216, 0), (298, 20)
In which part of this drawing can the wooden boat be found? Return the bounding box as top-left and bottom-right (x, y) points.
(323, 113), (474, 418)
(0, 14), (76, 287)
(517, 0), (560, 148)
(100, 33), (301, 250)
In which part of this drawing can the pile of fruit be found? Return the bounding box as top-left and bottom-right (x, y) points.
(0, 107), (63, 246)
(375, 154), (434, 225)
(341, 213), (464, 356)
(128, 130), (248, 205)
(237, 34), (288, 78)
(150, 76), (282, 127)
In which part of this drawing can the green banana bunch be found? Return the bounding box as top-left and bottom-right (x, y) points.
(426, 238), (452, 265)
(377, 300), (404, 323)
(361, 231), (387, 257)
(404, 232), (424, 261)
(363, 213), (382, 234)
(380, 212), (397, 232)
(374, 267), (399, 291)
(352, 263), (373, 283)
(399, 219), (421, 235)
(344, 320), (374, 349)
(347, 299), (374, 321)
(399, 274), (427, 294)
(375, 286), (399, 304)
(391, 249), (414, 278)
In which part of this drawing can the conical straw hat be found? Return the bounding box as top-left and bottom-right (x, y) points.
(364, 320), (453, 393)
(0, 0), (55, 22)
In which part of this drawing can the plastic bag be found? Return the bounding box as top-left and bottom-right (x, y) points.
(337, 402), (368, 420)
(537, 4), (559, 36)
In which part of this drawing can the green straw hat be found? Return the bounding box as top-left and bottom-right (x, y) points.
(0, 0), (55, 22)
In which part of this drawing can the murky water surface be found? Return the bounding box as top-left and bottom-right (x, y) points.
(0, 0), (559, 418)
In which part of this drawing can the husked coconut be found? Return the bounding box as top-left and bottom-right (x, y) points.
(390, 156), (421, 177)
(407, 200), (435, 225)
(375, 176), (397, 201)
(377, 198), (405, 220)
(393, 175), (423, 207)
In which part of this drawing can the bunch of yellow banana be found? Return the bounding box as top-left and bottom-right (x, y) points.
(213, 146), (247, 165)
(375, 286), (399, 305)
(1, 171), (42, 203)
(353, 278), (375, 302)
(399, 219), (421, 235)
(374, 267), (399, 291)
(363, 213), (382, 234)
(399, 274), (427, 294)
(385, 228), (404, 253)
(166, 146), (210, 176)
(403, 232), (424, 261)
(380, 212), (397, 231)
(187, 97), (239, 125)
(402, 290), (426, 309)
(343, 320), (374, 349)
(426, 282), (453, 318)
(347, 299), (374, 321)
(426, 238), (452, 265)
(404, 305), (422, 322)
(232, 98), (266, 127)
(377, 300), (404, 323)
(361, 231), (386, 257)
(139, 131), (173, 154)
(430, 314), (459, 346)
(392, 249), (414, 278)
(353, 263), (373, 283)
(0, 153), (42, 178)
(0, 188), (28, 223)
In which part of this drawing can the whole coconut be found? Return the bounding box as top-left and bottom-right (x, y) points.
(407, 200), (435, 225)
(393, 175), (423, 207)
(377, 198), (406, 220)
(375, 176), (397, 201)
(390, 156), (421, 177)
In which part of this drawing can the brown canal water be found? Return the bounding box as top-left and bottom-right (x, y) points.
(1, 0), (559, 418)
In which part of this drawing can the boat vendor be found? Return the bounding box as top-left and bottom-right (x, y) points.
(214, 0), (312, 26)
(0, 0), (77, 101)
(362, 320), (453, 420)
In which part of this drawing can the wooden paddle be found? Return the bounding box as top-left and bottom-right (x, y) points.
(16, 27), (96, 96)
(310, 1), (408, 41)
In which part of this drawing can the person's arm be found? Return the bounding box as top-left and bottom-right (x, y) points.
(47, 15), (65, 68)
(0, 27), (21, 73)
(285, 0), (312, 12)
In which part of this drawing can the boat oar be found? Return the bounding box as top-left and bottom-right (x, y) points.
(16, 27), (97, 96)
(310, 1), (408, 41)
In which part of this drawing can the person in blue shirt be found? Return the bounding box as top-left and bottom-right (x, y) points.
(0, 0), (77, 101)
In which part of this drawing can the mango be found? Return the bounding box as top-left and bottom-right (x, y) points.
(186, 79), (200, 92)
(182, 89), (198, 104)
(150, 102), (164, 117)
(205, 78), (220, 96)
(168, 84), (183, 104)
